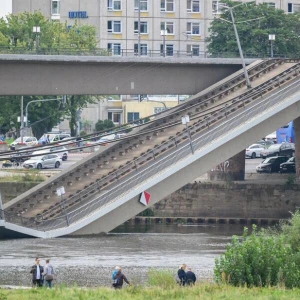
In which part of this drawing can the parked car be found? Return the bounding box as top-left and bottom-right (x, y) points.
(10, 136), (38, 147)
(260, 142), (295, 158)
(280, 157), (296, 173)
(245, 143), (266, 159)
(256, 140), (275, 149)
(38, 133), (71, 145)
(23, 154), (62, 169)
(256, 156), (289, 173)
(87, 134), (116, 146)
(32, 146), (68, 161)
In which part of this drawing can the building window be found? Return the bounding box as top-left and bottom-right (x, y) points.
(187, 0), (200, 12)
(187, 45), (200, 56)
(161, 0), (174, 12)
(107, 0), (121, 11)
(160, 44), (174, 56)
(265, 2), (276, 9)
(187, 22), (200, 35)
(108, 112), (122, 124)
(134, 0), (148, 11)
(134, 44), (148, 55)
(108, 43), (121, 55)
(107, 21), (122, 33)
(127, 112), (140, 123)
(161, 22), (174, 35)
(212, 1), (224, 15)
(134, 21), (148, 34)
(288, 3), (300, 13)
(51, 0), (60, 15)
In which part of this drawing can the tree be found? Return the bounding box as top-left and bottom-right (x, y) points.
(64, 95), (96, 137)
(0, 11), (98, 53)
(206, 1), (300, 57)
(95, 119), (115, 132)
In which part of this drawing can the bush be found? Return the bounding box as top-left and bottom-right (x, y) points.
(214, 225), (300, 288)
(147, 269), (176, 289)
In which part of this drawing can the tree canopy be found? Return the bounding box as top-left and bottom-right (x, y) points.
(206, 1), (300, 57)
(0, 11), (98, 53)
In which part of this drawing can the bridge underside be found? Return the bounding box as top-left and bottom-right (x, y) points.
(0, 55), (249, 95)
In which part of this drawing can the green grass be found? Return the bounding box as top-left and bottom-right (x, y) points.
(0, 172), (45, 183)
(1, 284), (300, 300)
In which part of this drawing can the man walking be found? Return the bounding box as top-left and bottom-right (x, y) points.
(112, 266), (130, 289)
(185, 267), (196, 285)
(30, 257), (44, 287)
(43, 259), (55, 288)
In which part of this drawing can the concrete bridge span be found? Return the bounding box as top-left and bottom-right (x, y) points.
(0, 55), (256, 95)
(1, 59), (300, 238)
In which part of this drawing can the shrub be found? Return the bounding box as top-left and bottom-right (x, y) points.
(147, 269), (176, 289)
(214, 225), (300, 288)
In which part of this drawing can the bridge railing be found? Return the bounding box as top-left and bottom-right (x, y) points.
(0, 46), (286, 59)
(22, 76), (300, 233)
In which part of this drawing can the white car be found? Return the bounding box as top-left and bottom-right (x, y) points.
(32, 146), (69, 161)
(10, 136), (38, 147)
(23, 154), (62, 169)
(245, 143), (266, 159)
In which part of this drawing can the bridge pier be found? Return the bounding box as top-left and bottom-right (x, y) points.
(294, 116), (300, 179)
(209, 150), (245, 181)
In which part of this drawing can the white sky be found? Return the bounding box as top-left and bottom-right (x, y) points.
(0, 0), (12, 18)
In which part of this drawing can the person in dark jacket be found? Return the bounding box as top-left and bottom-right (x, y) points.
(185, 267), (196, 285)
(177, 264), (187, 286)
(112, 266), (130, 289)
(30, 257), (44, 287)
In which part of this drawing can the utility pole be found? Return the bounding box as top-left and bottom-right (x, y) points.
(228, 7), (251, 89)
(20, 96), (24, 143)
(137, 0), (141, 56)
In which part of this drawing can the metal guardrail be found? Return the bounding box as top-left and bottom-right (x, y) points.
(3, 75), (300, 232)
(0, 46), (290, 59)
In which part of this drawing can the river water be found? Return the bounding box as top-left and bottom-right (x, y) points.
(0, 224), (245, 287)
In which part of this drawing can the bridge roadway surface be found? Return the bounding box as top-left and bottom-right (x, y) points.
(2, 59), (300, 238)
(0, 54), (256, 95)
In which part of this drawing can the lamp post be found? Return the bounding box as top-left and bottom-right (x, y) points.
(137, 0), (141, 56)
(182, 115), (194, 154)
(25, 97), (64, 128)
(32, 26), (41, 54)
(218, 4), (261, 89)
(161, 28), (167, 57)
(269, 34), (275, 58)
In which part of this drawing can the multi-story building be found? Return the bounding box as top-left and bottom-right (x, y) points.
(11, 0), (300, 56)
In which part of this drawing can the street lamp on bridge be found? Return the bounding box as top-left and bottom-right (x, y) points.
(32, 26), (41, 54)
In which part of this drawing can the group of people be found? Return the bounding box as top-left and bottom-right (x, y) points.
(30, 259), (196, 289)
(30, 258), (55, 288)
(177, 264), (197, 286)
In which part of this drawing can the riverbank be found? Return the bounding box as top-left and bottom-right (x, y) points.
(1, 284), (300, 300)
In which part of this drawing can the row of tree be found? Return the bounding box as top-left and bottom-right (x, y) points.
(207, 1), (300, 57)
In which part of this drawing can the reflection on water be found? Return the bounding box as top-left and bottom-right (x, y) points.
(0, 224), (246, 287)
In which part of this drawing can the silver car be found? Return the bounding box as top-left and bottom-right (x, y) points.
(23, 154), (62, 169)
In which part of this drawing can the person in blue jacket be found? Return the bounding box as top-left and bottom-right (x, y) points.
(177, 264), (187, 286)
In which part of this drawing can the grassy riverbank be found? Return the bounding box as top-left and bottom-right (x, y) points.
(1, 285), (300, 300)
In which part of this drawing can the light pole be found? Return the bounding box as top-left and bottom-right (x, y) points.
(269, 34), (275, 58)
(161, 28), (167, 57)
(25, 97), (65, 128)
(182, 115), (194, 154)
(32, 26), (41, 54)
(137, 0), (141, 56)
(218, 4), (262, 89)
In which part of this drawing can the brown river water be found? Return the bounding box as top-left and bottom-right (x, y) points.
(0, 224), (245, 287)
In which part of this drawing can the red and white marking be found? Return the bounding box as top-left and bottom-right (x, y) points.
(139, 191), (151, 206)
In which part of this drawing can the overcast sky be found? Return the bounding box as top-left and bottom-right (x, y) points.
(0, 0), (12, 18)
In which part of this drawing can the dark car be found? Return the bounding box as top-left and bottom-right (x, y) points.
(260, 142), (295, 159)
(280, 157), (296, 173)
(256, 156), (289, 173)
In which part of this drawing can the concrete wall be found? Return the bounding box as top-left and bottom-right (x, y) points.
(153, 181), (300, 219)
(0, 182), (38, 205)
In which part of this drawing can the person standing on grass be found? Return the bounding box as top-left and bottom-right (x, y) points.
(178, 264), (187, 286)
(30, 257), (44, 287)
(112, 266), (130, 289)
(185, 267), (196, 285)
(43, 259), (55, 288)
